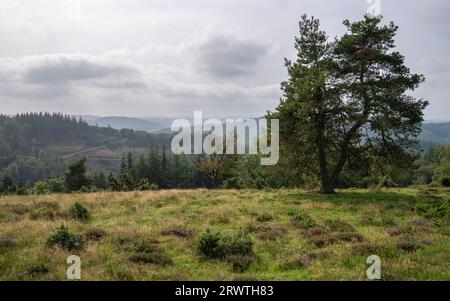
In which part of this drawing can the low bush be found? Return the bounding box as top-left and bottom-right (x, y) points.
(69, 202), (91, 222)
(415, 200), (450, 220)
(441, 176), (450, 187)
(132, 239), (163, 254)
(290, 211), (317, 229)
(47, 225), (85, 252)
(196, 229), (253, 259)
(128, 238), (172, 266)
(29, 207), (60, 221)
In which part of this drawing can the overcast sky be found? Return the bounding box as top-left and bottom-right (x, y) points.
(0, 0), (449, 119)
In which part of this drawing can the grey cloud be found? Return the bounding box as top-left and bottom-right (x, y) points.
(21, 54), (141, 84)
(194, 33), (272, 78)
(0, 54), (146, 98)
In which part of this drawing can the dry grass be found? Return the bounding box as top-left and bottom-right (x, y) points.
(0, 188), (449, 280)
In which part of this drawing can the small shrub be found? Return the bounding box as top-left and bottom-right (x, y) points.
(29, 202), (61, 220)
(69, 202), (91, 222)
(30, 207), (60, 221)
(149, 183), (159, 191)
(196, 230), (223, 258)
(220, 231), (254, 257)
(34, 181), (50, 195)
(441, 176), (450, 187)
(290, 211), (317, 229)
(415, 200), (450, 220)
(47, 225), (85, 252)
(128, 238), (172, 266)
(132, 239), (163, 254)
(196, 229), (253, 259)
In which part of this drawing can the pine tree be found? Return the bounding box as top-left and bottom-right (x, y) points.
(270, 15), (427, 194)
(64, 157), (89, 192)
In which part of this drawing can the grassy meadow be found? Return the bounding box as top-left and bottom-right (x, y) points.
(0, 188), (449, 281)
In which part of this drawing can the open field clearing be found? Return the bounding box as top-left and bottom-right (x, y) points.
(0, 188), (449, 280)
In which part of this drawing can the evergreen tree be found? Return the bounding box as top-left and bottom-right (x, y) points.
(270, 15), (427, 194)
(64, 157), (89, 192)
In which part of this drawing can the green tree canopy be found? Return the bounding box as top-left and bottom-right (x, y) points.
(271, 15), (428, 194)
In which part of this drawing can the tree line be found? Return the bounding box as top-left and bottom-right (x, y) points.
(1, 143), (449, 195)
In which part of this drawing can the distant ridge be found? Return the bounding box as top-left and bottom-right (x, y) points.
(86, 116), (166, 133)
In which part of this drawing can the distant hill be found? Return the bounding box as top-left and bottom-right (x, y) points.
(0, 113), (173, 184)
(420, 123), (450, 149)
(86, 116), (166, 133)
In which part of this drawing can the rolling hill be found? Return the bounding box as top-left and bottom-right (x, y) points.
(420, 122), (450, 149)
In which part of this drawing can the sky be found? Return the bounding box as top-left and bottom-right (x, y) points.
(0, 0), (449, 120)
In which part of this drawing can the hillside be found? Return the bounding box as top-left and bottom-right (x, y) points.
(87, 117), (166, 133)
(420, 123), (450, 149)
(0, 113), (173, 184)
(82, 116), (450, 149)
(0, 188), (448, 280)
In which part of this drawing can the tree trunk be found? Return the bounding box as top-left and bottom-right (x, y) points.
(320, 179), (336, 194)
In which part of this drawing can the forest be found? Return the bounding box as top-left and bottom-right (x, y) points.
(0, 112), (450, 195)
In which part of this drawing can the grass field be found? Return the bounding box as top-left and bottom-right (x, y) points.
(0, 188), (449, 280)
